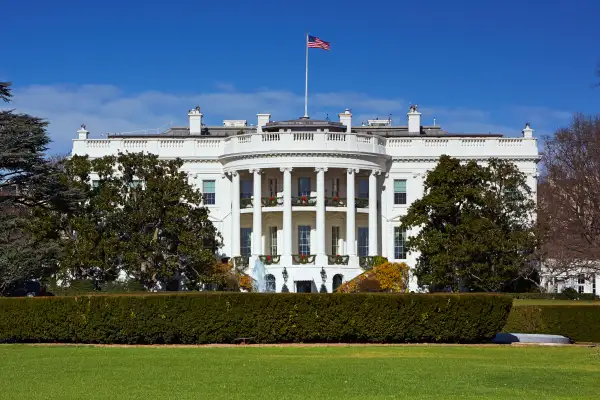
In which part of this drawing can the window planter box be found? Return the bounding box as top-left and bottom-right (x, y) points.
(292, 196), (317, 206)
(261, 196), (282, 207)
(240, 198), (253, 208)
(328, 255), (349, 265)
(259, 255), (281, 265)
(325, 197), (347, 207)
(292, 254), (316, 265)
(355, 198), (369, 208)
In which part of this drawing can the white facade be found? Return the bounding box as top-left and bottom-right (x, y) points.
(71, 105), (540, 293)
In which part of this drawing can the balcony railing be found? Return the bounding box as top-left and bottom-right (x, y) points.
(328, 255), (349, 265)
(240, 197), (252, 208)
(359, 256), (375, 270)
(259, 255), (281, 265)
(262, 196), (283, 207)
(292, 196), (317, 206)
(292, 254), (316, 265)
(325, 197), (347, 207)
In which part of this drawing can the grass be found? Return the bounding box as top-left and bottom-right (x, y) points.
(0, 345), (599, 399)
(513, 299), (600, 306)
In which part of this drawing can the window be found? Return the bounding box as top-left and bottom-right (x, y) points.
(265, 274), (276, 293)
(331, 226), (340, 255)
(91, 180), (100, 189)
(358, 227), (369, 257)
(357, 178), (369, 199)
(269, 227), (278, 255)
(240, 180), (252, 199)
(593, 274), (597, 296)
(129, 179), (143, 189)
(331, 178), (340, 197)
(268, 179), (278, 197)
(578, 274), (585, 294)
(394, 227), (407, 259)
(298, 177), (311, 197)
(298, 225), (311, 255)
(202, 180), (216, 205)
(332, 274), (343, 291)
(394, 179), (407, 205)
(240, 228), (252, 257)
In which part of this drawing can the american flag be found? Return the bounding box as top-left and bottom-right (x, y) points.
(308, 35), (330, 51)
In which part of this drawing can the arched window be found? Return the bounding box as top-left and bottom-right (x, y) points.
(265, 274), (276, 293)
(332, 274), (344, 292)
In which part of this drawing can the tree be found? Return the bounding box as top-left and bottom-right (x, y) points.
(0, 82), (74, 295)
(37, 152), (222, 290)
(401, 155), (537, 292)
(538, 114), (600, 286)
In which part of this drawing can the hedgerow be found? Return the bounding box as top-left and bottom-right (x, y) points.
(0, 293), (511, 344)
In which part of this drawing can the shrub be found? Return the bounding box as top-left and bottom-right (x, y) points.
(357, 278), (381, 292)
(0, 293), (512, 344)
(372, 256), (388, 267)
(504, 304), (600, 343)
(337, 262), (410, 293)
(501, 292), (598, 301)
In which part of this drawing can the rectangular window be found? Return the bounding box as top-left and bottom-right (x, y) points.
(240, 179), (252, 199)
(298, 225), (311, 255)
(357, 178), (369, 199)
(298, 177), (311, 197)
(269, 227), (278, 255)
(240, 227), (252, 257)
(394, 179), (407, 205)
(91, 180), (100, 189)
(578, 274), (585, 294)
(593, 274), (596, 296)
(394, 227), (407, 259)
(331, 178), (340, 197)
(268, 179), (278, 197)
(129, 179), (143, 189)
(358, 227), (369, 257)
(331, 226), (340, 255)
(202, 180), (216, 205)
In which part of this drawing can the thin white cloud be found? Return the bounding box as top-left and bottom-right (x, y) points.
(3, 83), (571, 155)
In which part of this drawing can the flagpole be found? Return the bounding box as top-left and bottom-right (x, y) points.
(304, 31), (309, 118)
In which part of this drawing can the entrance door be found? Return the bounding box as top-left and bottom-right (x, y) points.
(296, 281), (312, 293)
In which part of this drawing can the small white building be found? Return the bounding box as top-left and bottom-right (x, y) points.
(72, 105), (540, 293)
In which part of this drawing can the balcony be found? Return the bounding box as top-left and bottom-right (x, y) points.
(292, 196), (317, 206)
(325, 197), (346, 207)
(259, 255), (281, 265)
(292, 254), (316, 265)
(327, 255), (349, 265)
(355, 198), (369, 208)
(262, 196), (283, 207)
(359, 256), (375, 270)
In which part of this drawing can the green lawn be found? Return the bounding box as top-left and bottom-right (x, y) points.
(0, 345), (598, 399)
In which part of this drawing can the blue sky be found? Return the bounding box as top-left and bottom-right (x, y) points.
(3, 0), (600, 154)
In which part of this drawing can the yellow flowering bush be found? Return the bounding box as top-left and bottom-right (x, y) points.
(336, 262), (410, 293)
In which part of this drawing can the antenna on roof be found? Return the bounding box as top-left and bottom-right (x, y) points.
(388, 113), (392, 125)
(433, 118), (436, 126)
(325, 113), (330, 122)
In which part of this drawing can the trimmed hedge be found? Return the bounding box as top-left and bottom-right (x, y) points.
(504, 305), (600, 343)
(0, 293), (512, 344)
(502, 292), (598, 301)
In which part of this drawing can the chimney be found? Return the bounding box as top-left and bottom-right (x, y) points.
(77, 124), (89, 140)
(407, 105), (421, 134)
(188, 106), (203, 135)
(522, 122), (534, 138)
(338, 109), (352, 133)
(257, 113), (271, 133)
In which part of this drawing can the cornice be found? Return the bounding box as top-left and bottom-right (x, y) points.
(391, 155), (540, 163)
(219, 150), (391, 163)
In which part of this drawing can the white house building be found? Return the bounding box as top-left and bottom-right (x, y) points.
(71, 105), (540, 293)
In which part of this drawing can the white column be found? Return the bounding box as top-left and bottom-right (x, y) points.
(346, 168), (356, 259)
(368, 170), (379, 256)
(281, 167), (293, 264)
(316, 167), (327, 265)
(252, 168), (262, 257)
(231, 171), (240, 256)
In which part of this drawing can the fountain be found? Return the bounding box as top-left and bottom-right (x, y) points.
(250, 258), (266, 292)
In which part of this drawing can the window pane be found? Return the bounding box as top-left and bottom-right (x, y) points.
(265, 274), (276, 292)
(394, 227), (407, 259)
(394, 180), (407, 205)
(298, 225), (311, 255)
(298, 178), (311, 196)
(270, 227), (278, 255)
(332, 274), (343, 291)
(203, 180), (216, 205)
(331, 226), (340, 255)
(358, 227), (369, 257)
(357, 179), (369, 198)
(240, 228), (252, 257)
(240, 180), (252, 198)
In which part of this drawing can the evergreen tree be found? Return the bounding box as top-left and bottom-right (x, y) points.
(401, 155), (537, 292)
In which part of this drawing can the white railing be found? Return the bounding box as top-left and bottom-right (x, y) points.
(74, 133), (537, 160)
